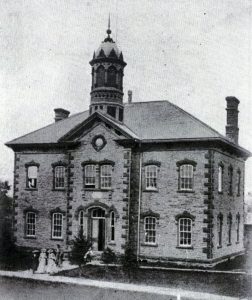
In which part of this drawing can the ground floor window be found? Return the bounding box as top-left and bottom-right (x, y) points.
(110, 211), (115, 242)
(25, 212), (36, 237)
(217, 213), (223, 247)
(227, 214), (232, 245)
(52, 213), (63, 239)
(236, 213), (240, 243)
(79, 210), (84, 234)
(144, 217), (156, 244)
(179, 218), (192, 247)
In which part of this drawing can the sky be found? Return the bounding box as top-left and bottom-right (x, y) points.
(0, 0), (252, 195)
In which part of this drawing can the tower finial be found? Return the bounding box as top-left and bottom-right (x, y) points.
(107, 13), (112, 36)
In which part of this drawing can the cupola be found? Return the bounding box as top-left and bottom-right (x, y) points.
(89, 18), (127, 122)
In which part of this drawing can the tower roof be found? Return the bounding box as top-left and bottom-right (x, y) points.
(93, 21), (123, 60)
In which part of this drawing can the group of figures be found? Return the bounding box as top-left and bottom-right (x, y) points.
(32, 244), (63, 274)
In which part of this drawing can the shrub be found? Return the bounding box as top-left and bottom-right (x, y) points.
(69, 229), (92, 267)
(101, 247), (117, 264)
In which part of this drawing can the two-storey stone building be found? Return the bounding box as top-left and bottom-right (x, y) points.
(6, 26), (251, 266)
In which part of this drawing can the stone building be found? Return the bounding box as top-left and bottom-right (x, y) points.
(6, 25), (251, 266)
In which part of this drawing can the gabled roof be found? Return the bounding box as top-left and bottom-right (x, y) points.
(5, 100), (251, 157)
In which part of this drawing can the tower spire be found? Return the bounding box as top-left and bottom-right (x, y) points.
(106, 13), (112, 38)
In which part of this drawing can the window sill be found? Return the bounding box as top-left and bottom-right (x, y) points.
(141, 243), (158, 247)
(52, 188), (66, 192)
(217, 245), (222, 249)
(84, 188), (113, 192)
(108, 242), (116, 245)
(143, 189), (158, 193)
(24, 236), (37, 239)
(176, 246), (194, 250)
(25, 188), (38, 191)
(177, 190), (195, 194)
(51, 237), (64, 241)
(227, 243), (232, 247)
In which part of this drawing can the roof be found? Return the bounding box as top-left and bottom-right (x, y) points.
(5, 100), (251, 156)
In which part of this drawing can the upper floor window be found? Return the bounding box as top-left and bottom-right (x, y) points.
(25, 212), (36, 237)
(84, 165), (96, 188)
(178, 218), (192, 247)
(83, 161), (114, 190)
(179, 164), (194, 191)
(52, 213), (63, 239)
(145, 165), (158, 190)
(144, 217), (157, 244)
(100, 165), (112, 189)
(27, 166), (38, 189)
(236, 170), (241, 196)
(218, 164), (224, 193)
(54, 166), (65, 189)
(228, 166), (233, 195)
(217, 213), (223, 247)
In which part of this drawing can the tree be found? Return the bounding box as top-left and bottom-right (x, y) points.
(69, 229), (92, 268)
(121, 243), (139, 281)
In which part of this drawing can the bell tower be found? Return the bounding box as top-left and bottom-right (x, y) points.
(89, 19), (127, 122)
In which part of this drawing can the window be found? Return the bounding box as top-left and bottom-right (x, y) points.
(227, 214), (232, 245)
(145, 165), (158, 190)
(52, 213), (63, 239)
(107, 66), (117, 87)
(236, 213), (240, 243)
(26, 212), (36, 237)
(119, 108), (123, 122)
(79, 210), (84, 233)
(100, 165), (112, 189)
(54, 166), (65, 189)
(179, 218), (192, 247)
(144, 217), (156, 244)
(179, 164), (194, 191)
(27, 166), (38, 189)
(236, 170), (241, 196)
(218, 165), (224, 193)
(107, 106), (116, 118)
(84, 165), (96, 188)
(110, 211), (115, 242)
(228, 166), (233, 195)
(96, 66), (105, 87)
(217, 214), (223, 247)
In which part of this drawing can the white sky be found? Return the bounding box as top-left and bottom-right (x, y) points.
(0, 0), (252, 194)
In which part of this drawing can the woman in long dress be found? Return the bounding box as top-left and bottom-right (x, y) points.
(46, 249), (57, 274)
(36, 249), (47, 273)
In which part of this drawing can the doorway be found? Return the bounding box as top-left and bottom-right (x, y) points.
(90, 208), (106, 251)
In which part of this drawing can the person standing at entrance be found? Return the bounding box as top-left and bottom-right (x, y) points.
(56, 244), (63, 267)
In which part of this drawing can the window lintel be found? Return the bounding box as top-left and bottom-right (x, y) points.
(143, 161), (161, 167)
(176, 159), (197, 169)
(51, 161), (68, 168)
(175, 211), (195, 223)
(25, 161), (40, 168)
(50, 207), (66, 216)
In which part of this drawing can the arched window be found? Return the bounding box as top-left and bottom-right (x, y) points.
(79, 210), (84, 233)
(179, 164), (194, 191)
(96, 66), (105, 87)
(236, 213), (240, 243)
(54, 166), (65, 189)
(52, 213), (63, 239)
(117, 70), (123, 89)
(144, 217), (156, 244)
(218, 164), (224, 193)
(228, 166), (233, 195)
(107, 66), (117, 87)
(227, 213), (232, 245)
(25, 212), (36, 237)
(110, 211), (115, 242)
(178, 218), (192, 247)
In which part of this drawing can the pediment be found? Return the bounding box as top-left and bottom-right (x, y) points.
(58, 112), (136, 143)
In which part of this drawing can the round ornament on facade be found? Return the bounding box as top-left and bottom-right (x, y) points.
(92, 135), (107, 151)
